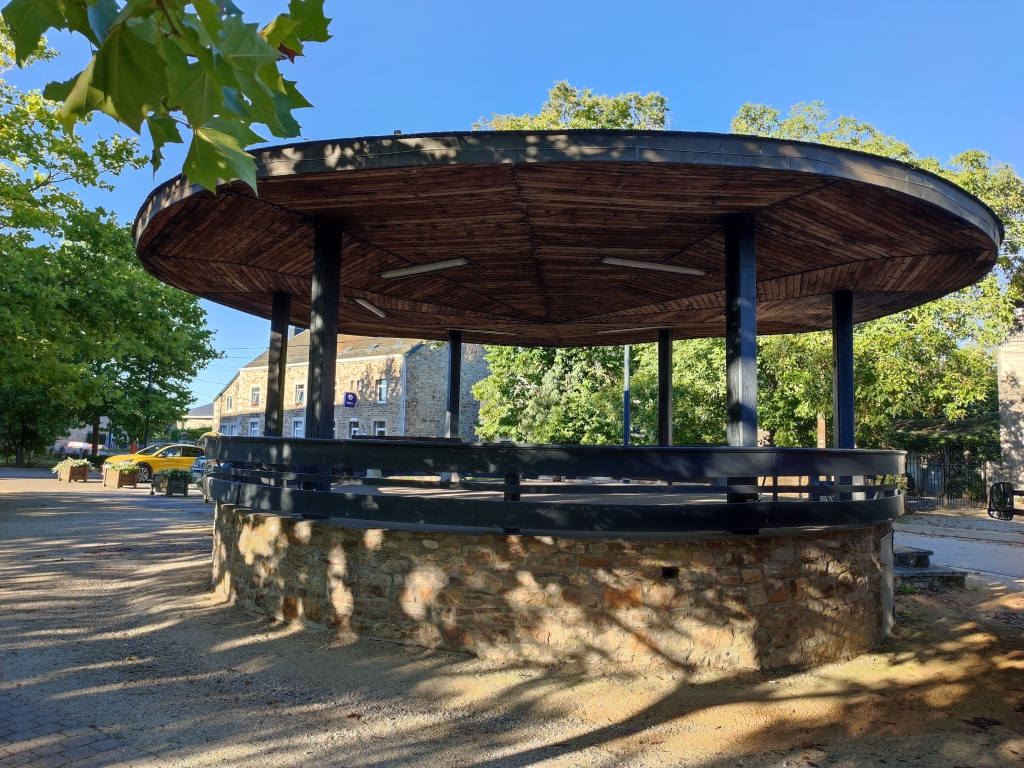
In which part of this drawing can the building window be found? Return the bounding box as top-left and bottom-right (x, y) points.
(294, 383), (305, 405)
(251, 386), (260, 408)
(291, 418), (304, 438)
(376, 379), (387, 403)
(225, 396), (233, 412)
(228, 424), (238, 436)
(249, 419), (260, 436)
(374, 420), (386, 437)
(349, 419), (359, 437)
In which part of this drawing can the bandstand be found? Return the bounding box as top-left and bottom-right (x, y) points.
(133, 131), (1002, 669)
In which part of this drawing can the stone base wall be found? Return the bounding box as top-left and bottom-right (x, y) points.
(213, 504), (892, 670)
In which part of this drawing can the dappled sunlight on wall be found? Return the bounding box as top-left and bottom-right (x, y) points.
(213, 503), (889, 671)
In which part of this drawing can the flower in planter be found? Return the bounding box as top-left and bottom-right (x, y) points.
(52, 458), (92, 473)
(153, 469), (193, 481)
(108, 461), (140, 474)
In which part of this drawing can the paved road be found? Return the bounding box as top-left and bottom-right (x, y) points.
(896, 530), (1024, 580)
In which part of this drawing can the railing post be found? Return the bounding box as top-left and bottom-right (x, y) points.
(504, 473), (521, 502)
(264, 290), (291, 437)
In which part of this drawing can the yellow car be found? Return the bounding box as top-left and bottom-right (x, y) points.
(103, 444), (205, 483)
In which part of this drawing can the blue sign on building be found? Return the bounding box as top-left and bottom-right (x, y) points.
(343, 392), (358, 408)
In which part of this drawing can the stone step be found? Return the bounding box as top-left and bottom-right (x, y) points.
(894, 566), (966, 590)
(894, 545), (933, 568)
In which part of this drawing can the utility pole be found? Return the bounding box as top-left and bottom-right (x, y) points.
(142, 363), (153, 448)
(623, 344), (631, 446)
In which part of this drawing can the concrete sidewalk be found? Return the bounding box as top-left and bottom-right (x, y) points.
(894, 520), (1024, 545)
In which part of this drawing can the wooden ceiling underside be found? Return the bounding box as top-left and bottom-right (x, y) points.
(136, 150), (998, 346)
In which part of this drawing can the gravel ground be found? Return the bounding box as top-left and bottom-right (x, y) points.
(3, 471), (1024, 767)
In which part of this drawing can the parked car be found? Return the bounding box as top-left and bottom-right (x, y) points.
(102, 444), (205, 483)
(189, 457), (207, 482)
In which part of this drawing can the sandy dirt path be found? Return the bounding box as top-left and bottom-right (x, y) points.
(2, 471), (1024, 767)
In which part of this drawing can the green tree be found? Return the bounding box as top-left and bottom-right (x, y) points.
(734, 102), (1020, 449)
(475, 80), (669, 131)
(0, 386), (70, 465)
(1, 27), (220, 455)
(474, 346), (624, 444)
(471, 92), (1021, 449)
(0, 0), (331, 192)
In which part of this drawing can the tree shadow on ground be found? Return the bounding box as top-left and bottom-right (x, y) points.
(1, 483), (1023, 766)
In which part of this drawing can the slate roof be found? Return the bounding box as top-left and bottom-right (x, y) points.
(242, 331), (424, 369)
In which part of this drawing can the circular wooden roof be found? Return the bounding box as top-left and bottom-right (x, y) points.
(133, 131), (1002, 346)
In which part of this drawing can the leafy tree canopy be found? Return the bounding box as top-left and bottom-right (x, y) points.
(0, 0), (331, 192)
(472, 91), (1021, 452)
(0, 26), (220, 458)
(475, 80), (668, 131)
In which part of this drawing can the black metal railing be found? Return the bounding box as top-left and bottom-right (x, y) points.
(203, 437), (905, 537)
(905, 452), (990, 510)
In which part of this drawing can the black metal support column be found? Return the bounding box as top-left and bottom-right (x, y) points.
(657, 329), (673, 446)
(623, 344), (631, 447)
(264, 291), (291, 437)
(725, 213), (758, 447)
(832, 290), (855, 450)
(305, 221), (343, 440)
(725, 213), (758, 504)
(833, 290), (855, 500)
(446, 330), (462, 439)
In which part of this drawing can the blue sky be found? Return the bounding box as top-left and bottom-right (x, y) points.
(8, 0), (1023, 406)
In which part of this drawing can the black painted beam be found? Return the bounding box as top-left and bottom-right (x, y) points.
(658, 329), (673, 446)
(207, 436), (907, 478)
(724, 213), (758, 448)
(264, 291), (291, 437)
(305, 221), (343, 440)
(832, 290), (855, 449)
(208, 477), (903, 538)
(446, 330), (462, 439)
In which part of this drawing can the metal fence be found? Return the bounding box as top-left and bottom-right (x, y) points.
(905, 452), (991, 510)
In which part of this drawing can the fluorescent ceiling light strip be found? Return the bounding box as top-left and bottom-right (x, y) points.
(595, 327), (664, 335)
(600, 257), (707, 277)
(449, 328), (518, 336)
(381, 257), (469, 279)
(354, 298), (387, 318)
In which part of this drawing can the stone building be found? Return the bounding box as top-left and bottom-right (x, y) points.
(998, 334), (1024, 486)
(214, 331), (490, 440)
(176, 403), (215, 431)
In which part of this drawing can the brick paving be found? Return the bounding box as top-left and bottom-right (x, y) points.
(0, 694), (161, 768)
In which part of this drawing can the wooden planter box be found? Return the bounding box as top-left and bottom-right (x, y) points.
(103, 466), (139, 488)
(151, 475), (189, 497)
(58, 465), (90, 483)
